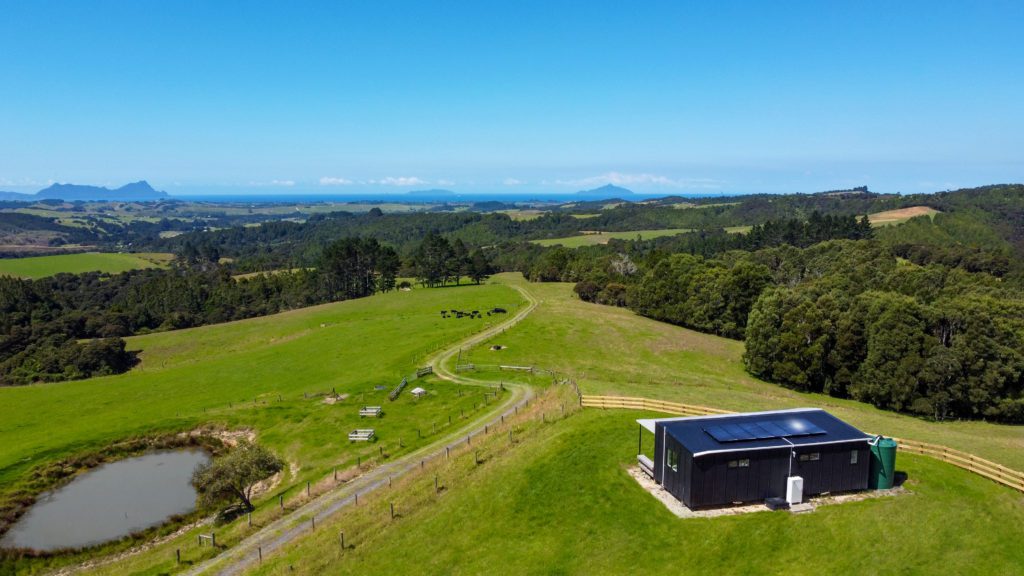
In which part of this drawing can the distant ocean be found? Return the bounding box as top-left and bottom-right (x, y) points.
(165, 192), (708, 204)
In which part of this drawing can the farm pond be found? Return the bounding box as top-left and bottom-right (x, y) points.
(0, 448), (210, 552)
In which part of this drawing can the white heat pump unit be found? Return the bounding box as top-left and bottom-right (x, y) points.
(786, 476), (804, 505)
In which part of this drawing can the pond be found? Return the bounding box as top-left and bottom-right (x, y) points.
(0, 448), (210, 552)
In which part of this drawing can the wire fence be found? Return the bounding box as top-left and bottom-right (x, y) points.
(579, 394), (1024, 494)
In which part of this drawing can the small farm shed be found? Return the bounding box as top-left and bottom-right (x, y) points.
(410, 387), (427, 398)
(638, 408), (871, 509)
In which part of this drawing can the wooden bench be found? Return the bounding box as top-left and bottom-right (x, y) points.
(638, 454), (654, 478)
(359, 406), (382, 418)
(348, 429), (375, 442)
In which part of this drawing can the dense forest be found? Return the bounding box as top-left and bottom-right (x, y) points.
(1, 184), (1022, 423)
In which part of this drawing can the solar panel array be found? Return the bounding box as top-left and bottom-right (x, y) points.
(703, 417), (826, 443)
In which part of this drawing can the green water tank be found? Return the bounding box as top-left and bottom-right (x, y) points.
(869, 437), (898, 489)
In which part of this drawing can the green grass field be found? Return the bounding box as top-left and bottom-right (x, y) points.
(251, 407), (1024, 575)
(452, 276), (1024, 471)
(246, 276), (1024, 575)
(0, 252), (173, 278)
(4, 273), (1023, 575)
(0, 282), (525, 573)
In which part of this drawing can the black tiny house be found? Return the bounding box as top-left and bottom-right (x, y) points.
(639, 408), (871, 509)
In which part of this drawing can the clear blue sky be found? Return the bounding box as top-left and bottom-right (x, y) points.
(1, 1), (1022, 195)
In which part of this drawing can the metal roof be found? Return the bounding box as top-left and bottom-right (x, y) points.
(638, 408), (871, 457)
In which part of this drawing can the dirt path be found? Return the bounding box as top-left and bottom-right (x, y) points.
(183, 283), (539, 576)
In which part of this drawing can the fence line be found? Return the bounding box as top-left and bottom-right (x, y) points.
(580, 394), (733, 417)
(579, 394), (1024, 494)
(890, 436), (1024, 492)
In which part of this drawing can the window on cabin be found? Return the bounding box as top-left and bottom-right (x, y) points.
(728, 458), (750, 468)
(667, 449), (678, 472)
(851, 450), (859, 465)
(798, 452), (821, 462)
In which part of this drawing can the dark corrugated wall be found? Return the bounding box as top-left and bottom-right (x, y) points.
(653, 421), (871, 508)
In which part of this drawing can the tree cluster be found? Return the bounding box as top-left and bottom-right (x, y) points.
(410, 232), (492, 287)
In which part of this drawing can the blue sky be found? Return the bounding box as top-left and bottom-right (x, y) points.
(1, 1), (1022, 196)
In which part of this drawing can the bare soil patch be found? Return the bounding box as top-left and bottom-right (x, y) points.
(868, 206), (939, 224)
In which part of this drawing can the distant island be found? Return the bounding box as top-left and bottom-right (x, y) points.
(576, 184), (635, 197)
(0, 180), (169, 201)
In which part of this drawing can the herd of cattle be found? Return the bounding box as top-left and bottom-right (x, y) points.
(441, 307), (507, 319)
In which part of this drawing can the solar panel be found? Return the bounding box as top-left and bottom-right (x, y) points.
(758, 421), (791, 437)
(778, 418), (826, 437)
(704, 425), (737, 442)
(739, 423), (775, 440)
(704, 417), (827, 443)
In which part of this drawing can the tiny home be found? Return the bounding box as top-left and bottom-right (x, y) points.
(638, 408), (872, 509)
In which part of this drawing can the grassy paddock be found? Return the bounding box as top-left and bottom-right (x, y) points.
(0, 252), (172, 278)
(250, 407), (1024, 575)
(455, 276), (1024, 471)
(0, 282), (525, 573)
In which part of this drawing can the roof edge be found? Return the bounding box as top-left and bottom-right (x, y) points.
(636, 407), (823, 432)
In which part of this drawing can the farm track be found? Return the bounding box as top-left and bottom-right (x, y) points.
(183, 283), (539, 576)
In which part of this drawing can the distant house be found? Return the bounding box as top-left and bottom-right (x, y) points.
(638, 408), (872, 509)
(410, 387), (427, 398)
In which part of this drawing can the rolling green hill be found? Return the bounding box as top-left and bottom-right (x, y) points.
(247, 274), (1024, 575)
(4, 273), (1023, 575)
(452, 276), (1024, 470)
(0, 281), (525, 573)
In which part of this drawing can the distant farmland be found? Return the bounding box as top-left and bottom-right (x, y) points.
(0, 252), (173, 279)
(868, 206), (940, 227)
(534, 226), (748, 248)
